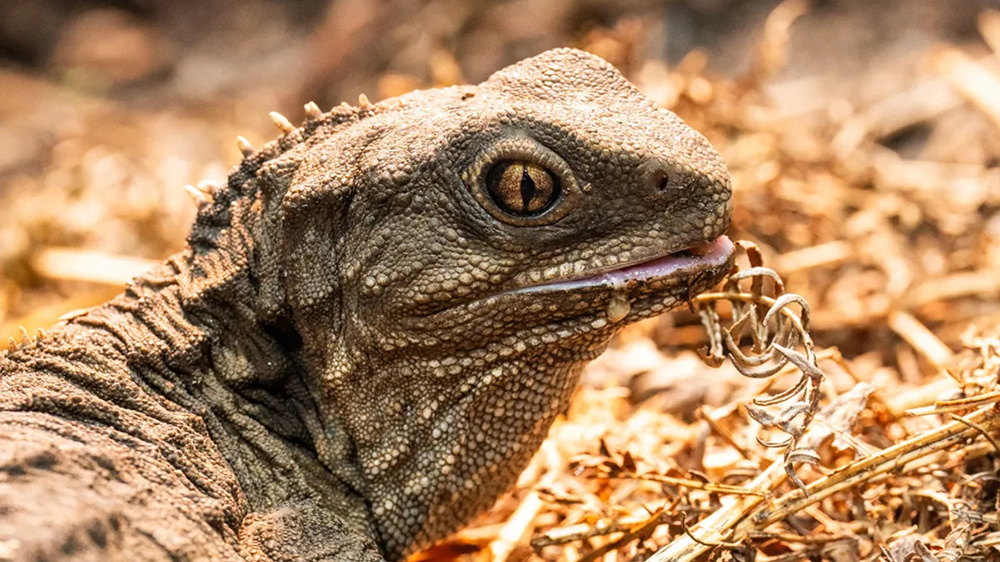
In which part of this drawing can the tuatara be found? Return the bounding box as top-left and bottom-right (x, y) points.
(0, 48), (733, 561)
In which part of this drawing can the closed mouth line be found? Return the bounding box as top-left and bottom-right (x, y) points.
(508, 235), (734, 295)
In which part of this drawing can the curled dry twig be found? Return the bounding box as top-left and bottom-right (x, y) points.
(692, 240), (827, 491)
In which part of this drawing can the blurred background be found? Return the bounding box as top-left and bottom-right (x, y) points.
(2, 1), (1000, 559)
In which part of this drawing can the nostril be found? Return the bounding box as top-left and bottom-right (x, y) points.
(655, 168), (685, 192)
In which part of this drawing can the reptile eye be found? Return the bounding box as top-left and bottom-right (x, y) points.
(463, 139), (578, 226)
(486, 161), (560, 217)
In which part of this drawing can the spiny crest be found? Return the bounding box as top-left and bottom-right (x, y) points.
(184, 104), (319, 249)
(247, 99), (367, 169)
(236, 136), (254, 157)
(183, 182), (216, 210)
(304, 101), (322, 119)
(269, 111), (295, 134)
(6, 326), (36, 352)
(357, 93), (373, 111)
(228, 97), (384, 189)
(187, 94), (399, 250)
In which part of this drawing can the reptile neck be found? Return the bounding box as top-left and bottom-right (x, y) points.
(39, 248), (378, 540)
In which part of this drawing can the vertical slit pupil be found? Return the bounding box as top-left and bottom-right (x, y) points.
(485, 160), (560, 218)
(519, 166), (536, 210)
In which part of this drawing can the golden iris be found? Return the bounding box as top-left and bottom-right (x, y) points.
(485, 161), (560, 216)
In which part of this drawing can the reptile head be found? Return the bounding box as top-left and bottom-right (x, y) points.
(255, 48), (733, 558)
(344, 48), (732, 342)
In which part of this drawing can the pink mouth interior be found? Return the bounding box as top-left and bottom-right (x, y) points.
(515, 235), (734, 294)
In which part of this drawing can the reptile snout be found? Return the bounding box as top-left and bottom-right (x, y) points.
(642, 160), (710, 196)
(639, 155), (733, 236)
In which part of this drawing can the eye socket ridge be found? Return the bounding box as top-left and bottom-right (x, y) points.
(463, 138), (579, 226)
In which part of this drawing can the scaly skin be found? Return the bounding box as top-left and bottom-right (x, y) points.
(0, 49), (732, 561)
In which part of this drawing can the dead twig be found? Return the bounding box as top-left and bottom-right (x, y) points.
(648, 402), (1000, 561)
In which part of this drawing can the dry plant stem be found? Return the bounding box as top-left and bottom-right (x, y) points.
(904, 271), (1000, 309)
(698, 347), (846, 462)
(747, 531), (854, 544)
(748, 406), (998, 529)
(747, 0), (809, 83)
(975, 533), (1000, 548)
(692, 292), (806, 335)
(645, 461), (787, 561)
(647, 405), (999, 562)
(801, 505), (839, 535)
(576, 507), (669, 562)
(831, 78), (962, 155)
(936, 391), (1000, 410)
(947, 413), (1000, 453)
(886, 375), (961, 418)
(774, 240), (853, 274)
(698, 406), (756, 461)
(905, 390), (1000, 417)
(489, 490), (542, 562)
(933, 46), (1000, 129)
(532, 516), (651, 548)
(490, 440), (561, 560)
(617, 473), (766, 497)
(887, 310), (954, 371)
(30, 247), (160, 286)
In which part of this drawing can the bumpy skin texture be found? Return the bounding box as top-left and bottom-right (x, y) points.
(0, 49), (732, 561)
